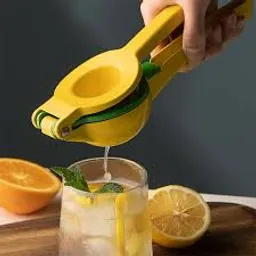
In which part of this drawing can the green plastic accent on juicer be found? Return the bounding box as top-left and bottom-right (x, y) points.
(141, 61), (161, 80)
(36, 110), (55, 129)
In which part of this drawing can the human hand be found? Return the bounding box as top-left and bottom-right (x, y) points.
(140, 0), (245, 72)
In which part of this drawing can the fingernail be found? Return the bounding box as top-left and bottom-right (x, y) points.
(228, 14), (237, 29)
(237, 19), (245, 30)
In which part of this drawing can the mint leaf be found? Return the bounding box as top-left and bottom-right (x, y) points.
(50, 166), (90, 192)
(67, 168), (90, 192)
(96, 182), (124, 193)
(49, 166), (67, 179)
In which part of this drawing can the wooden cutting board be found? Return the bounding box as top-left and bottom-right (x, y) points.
(0, 202), (255, 256)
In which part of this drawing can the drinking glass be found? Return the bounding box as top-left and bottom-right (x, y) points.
(59, 157), (153, 256)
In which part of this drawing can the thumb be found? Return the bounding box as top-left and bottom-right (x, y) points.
(182, 0), (210, 69)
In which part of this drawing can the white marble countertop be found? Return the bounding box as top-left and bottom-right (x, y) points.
(148, 191), (256, 209)
(202, 193), (256, 209)
(0, 192), (255, 227)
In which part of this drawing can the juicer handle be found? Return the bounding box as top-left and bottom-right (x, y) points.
(125, 5), (183, 61)
(125, 0), (252, 61)
(145, 0), (253, 100)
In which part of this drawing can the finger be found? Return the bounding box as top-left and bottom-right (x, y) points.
(205, 0), (221, 58)
(235, 16), (245, 36)
(219, 12), (238, 43)
(219, 13), (245, 47)
(180, 0), (216, 72)
(205, 24), (223, 58)
(140, 0), (173, 56)
(141, 0), (162, 25)
(206, 0), (218, 15)
(182, 0), (210, 69)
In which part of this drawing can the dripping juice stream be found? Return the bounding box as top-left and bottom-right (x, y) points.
(103, 146), (111, 180)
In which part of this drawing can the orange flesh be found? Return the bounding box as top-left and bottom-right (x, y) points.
(0, 160), (55, 189)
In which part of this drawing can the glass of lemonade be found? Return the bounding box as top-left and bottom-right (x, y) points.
(59, 157), (153, 256)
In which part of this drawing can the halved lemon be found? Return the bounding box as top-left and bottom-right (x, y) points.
(0, 158), (61, 214)
(149, 185), (211, 248)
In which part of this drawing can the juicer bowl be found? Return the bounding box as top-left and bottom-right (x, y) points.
(69, 94), (152, 147)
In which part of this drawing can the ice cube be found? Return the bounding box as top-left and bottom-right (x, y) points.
(126, 188), (148, 214)
(63, 200), (80, 213)
(60, 211), (81, 236)
(82, 238), (118, 256)
(62, 194), (92, 217)
(60, 200), (84, 237)
(81, 203), (116, 237)
(59, 235), (81, 256)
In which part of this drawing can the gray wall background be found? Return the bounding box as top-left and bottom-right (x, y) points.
(1, 1), (255, 196)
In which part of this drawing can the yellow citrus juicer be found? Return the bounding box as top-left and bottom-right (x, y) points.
(32, 0), (252, 147)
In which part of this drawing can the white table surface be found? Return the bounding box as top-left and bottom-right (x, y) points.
(0, 191), (255, 226)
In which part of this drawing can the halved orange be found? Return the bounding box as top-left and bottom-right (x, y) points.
(0, 158), (61, 214)
(149, 185), (211, 248)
